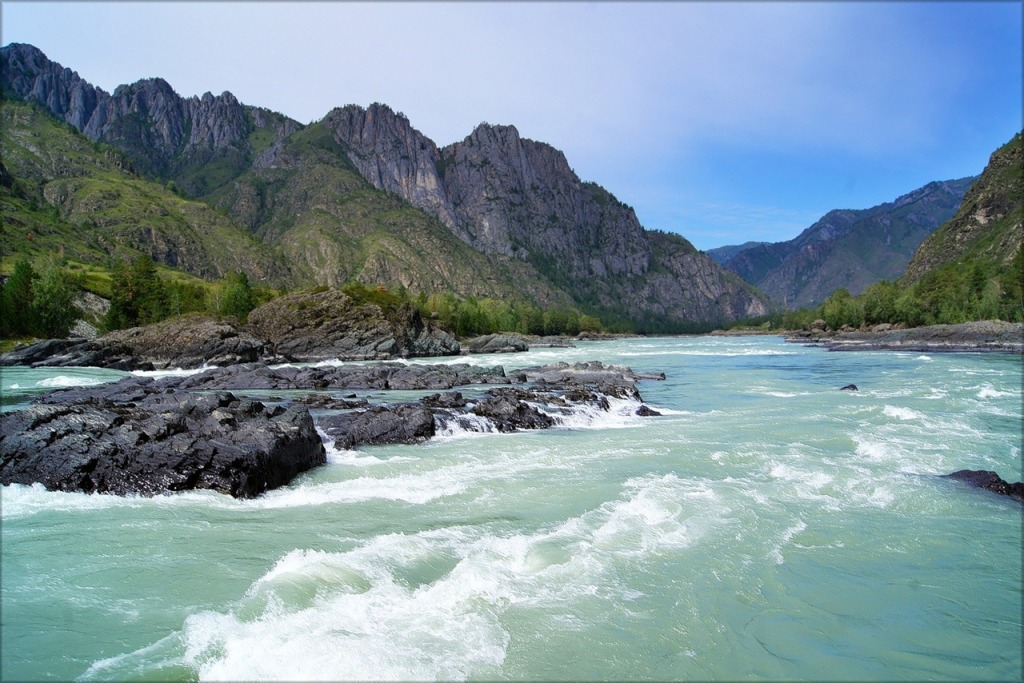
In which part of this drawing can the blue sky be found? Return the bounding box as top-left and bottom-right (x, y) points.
(2, 1), (1021, 250)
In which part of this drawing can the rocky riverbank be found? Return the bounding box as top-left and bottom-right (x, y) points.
(786, 320), (1023, 354)
(0, 361), (662, 498)
(0, 291), (461, 371)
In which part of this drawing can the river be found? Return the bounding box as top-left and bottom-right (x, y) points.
(1, 335), (1021, 681)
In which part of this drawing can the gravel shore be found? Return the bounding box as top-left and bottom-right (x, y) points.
(786, 320), (1023, 354)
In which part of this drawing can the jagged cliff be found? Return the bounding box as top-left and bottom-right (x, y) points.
(901, 133), (1022, 284)
(325, 104), (768, 325)
(2, 43), (770, 327)
(0, 100), (289, 283)
(710, 178), (975, 309)
(1, 42), (300, 197)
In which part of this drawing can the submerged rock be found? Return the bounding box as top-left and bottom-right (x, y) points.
(0, 377), (325, 498)
(945, 470), (1024, 503)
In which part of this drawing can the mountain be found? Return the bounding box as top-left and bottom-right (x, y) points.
(901, 133), (1022, 284)
(0, 42), (300, 198)
(324, 104), (768, 326)
(1, 42), (770, 328)
(710, 178), (975, 309)
(0, 99), (289, 283)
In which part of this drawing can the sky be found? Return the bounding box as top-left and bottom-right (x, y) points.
(1, 1), (1021, 251)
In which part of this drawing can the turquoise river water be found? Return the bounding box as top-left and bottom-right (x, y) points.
(1, 335), (1021, 681)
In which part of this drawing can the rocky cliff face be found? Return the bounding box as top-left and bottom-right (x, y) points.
(323, 104), (464, 239)
(327, 105), (768, 325)
(1, 42), (300, 196)
(901, 134), (1022, 284)
(3, 43), (770, 327)
(713, 178), (975, 309)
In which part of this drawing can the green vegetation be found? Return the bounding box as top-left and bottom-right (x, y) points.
(338, 281), (602, 338)
(0, 258), (82, 339)
(100, 256), (271, 332)
(769, 252), (1023, 331)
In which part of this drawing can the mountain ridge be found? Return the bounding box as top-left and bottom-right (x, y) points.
(2, 42), (770, 328)
(709, 177), (975, 309)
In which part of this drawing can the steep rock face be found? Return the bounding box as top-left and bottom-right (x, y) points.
(0, 43), (300, 195)
(714, 178), (975, 309)
(322, 104), (462, 239)
(329, 106), (768, 325)
(902, 134), (1023, 284)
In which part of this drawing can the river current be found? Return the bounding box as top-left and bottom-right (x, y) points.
(1, 336), (1021, 681)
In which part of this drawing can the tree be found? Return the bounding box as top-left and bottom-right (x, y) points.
(101, 255), (170, 331)
(30, 267), (80, 338)
(219, 271), (255, 322)
(1, 259), (37, 337)
(820, 288), (860, 330)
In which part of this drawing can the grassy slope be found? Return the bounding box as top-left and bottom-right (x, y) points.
(902, 134), (1023, 284)
(0, 100), (289, 285)
(207, 121), (573, 305)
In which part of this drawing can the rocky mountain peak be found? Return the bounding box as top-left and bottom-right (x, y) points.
(324, 102), (462, 238)
(1, 43), (300, 195)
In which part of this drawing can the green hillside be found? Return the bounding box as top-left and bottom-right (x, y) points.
(1, 100), (289, 284)
(206, 121), (572, 305)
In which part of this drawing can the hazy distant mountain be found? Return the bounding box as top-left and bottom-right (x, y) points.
(710, 178), (975, 309)
(901, 133), (1022, 284)
(1, 42), (770, 329)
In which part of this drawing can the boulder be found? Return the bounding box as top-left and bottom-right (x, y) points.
(0, 315), (267, 371)
(0, 377), (325, 498)
(472, 388), (555, 432)
(245, 290), (459, 361)
(320, 404), (436, 450)
(945, 470), (1024, 503)
(462, 333), (529, 354)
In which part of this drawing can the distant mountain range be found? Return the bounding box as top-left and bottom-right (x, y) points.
(0, 42), (768, 331)
(708, 177), (976, 309)
(3, 42), (1016, 328)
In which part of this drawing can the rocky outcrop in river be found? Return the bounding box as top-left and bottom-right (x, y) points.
(945, 470), (1024, 503)
(0, 360), (660, 498)
(0, 377), (325, 498)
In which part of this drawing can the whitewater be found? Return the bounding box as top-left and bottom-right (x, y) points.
(1, 335), (1021, 681)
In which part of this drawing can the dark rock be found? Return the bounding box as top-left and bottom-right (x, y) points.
(636, 371), (667, 381)
(795, 321), (1024, 354)
(472, 388), (555, 432)
(0, 337), (150, 371)
(945, 470), (1024, 502)
(462, 333), (529, 354)
(0, 316), (265, 371)
(100, 315), (267, 369)
(635, 404), (662, 416)
(422, 392), (468, 409)
(173, 361), (508, 392)
(840, 384), (859, 391)
(0, 378), (325, 498)
(293, 393), (368, 410)
(320, 404), (436, 450)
